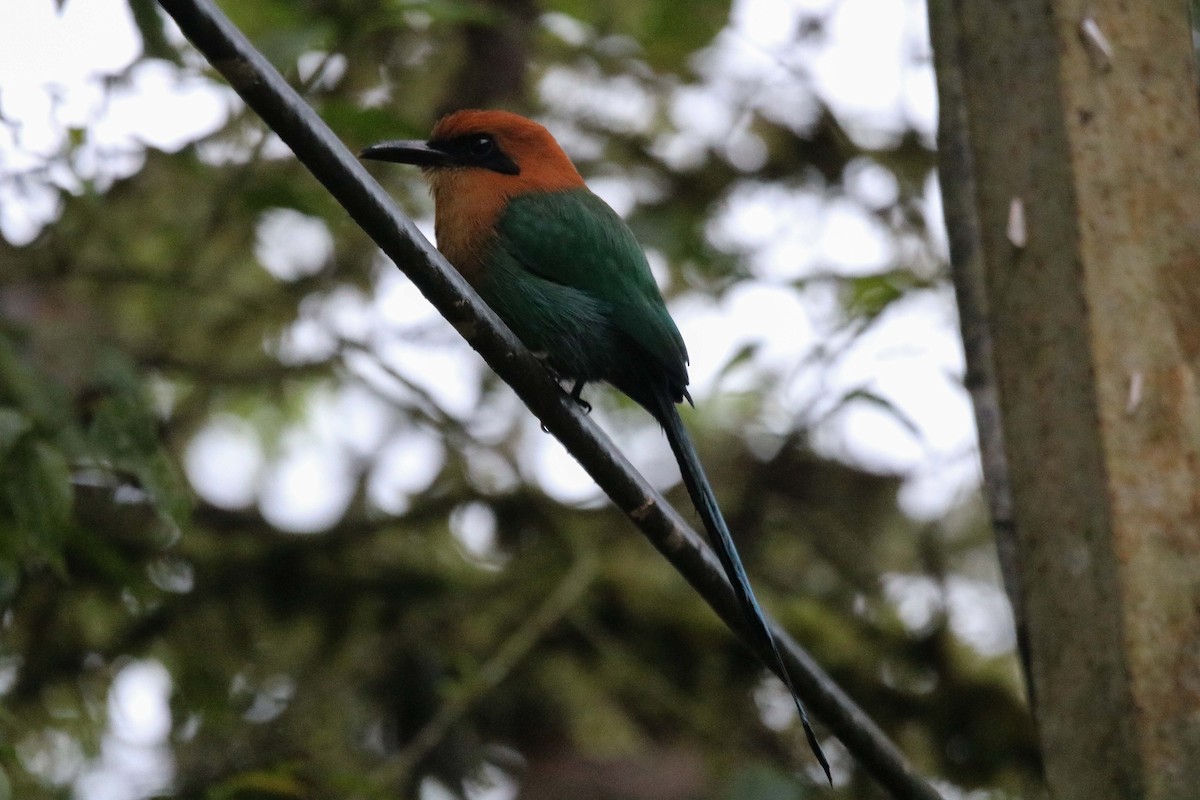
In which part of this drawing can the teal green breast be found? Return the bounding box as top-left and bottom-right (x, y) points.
(475, 188), (690, 405)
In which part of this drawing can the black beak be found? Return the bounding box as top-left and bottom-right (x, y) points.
(359, 140), (452, 168)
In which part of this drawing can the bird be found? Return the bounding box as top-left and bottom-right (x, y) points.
(362, 110), (830, 780)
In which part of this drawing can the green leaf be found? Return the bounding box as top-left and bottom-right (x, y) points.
(842, 270), (933, 320)
(224, 0), (334, 68)
(5, 440), (74, 554)
(86, 354), (190, 526)
(0, 407), (32, 461)
(545, 0), (732, 70)
(721, 764), (807, 800)
(0, 557), (22, 606)
(0, 335), (72, 432)
(844, 273), (904, 318)
(209, 766), (310, 800)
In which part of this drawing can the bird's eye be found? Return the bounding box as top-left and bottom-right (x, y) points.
(468, 135), (496, 158)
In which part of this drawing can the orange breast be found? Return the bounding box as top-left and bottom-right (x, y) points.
(428, 157), (585, 283)
(429, 170), (506, 283)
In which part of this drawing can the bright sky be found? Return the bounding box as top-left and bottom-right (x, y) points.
(0, 0), (1011, 797)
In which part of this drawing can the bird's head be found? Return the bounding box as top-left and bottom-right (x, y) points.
(361, 109), (585, 195)
(361, 110), (587, 275)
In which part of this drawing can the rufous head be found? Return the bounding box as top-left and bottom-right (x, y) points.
(361, 110), (588, 276)
(361, 110), (585, 194)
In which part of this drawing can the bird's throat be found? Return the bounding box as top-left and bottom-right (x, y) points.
(427, 170), (508, 283)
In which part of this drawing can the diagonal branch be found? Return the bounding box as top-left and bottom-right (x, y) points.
(154, 1), (943, 797)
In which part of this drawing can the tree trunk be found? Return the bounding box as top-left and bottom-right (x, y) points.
(932, 0), (1200, 797)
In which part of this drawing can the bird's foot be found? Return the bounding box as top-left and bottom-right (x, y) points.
(568, 381), (592, 414)
(539, 382), (592, 433)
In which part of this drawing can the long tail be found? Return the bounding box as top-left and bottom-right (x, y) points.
(656, 395), (832, 783)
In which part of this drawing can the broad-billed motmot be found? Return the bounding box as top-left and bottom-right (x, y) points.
(362, 110), (830, 779)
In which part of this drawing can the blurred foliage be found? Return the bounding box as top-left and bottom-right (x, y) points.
(0, 0), (1040, 798)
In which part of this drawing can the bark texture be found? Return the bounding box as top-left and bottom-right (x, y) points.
(939, 0), (1200, 796)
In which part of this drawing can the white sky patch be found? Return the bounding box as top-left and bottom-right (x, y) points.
(90, 59), (232, 154)
(275, 312), (340, 365)
(810, 288), (975, 480)
(724, 129), (768, 172)
(464, 763), (520, 800)
(321, 286), (375, 345)
(332, 383), (395, 458)
(73, 660), (174, 800)
(814, 397), (924, 473)
(678, 281), (818, 396)
(259, 430), (355, 533)
(904, 58), (938, 142)
(0, 0), (140, 88)
(537, 66), (656, 135)
(924, 170), (950, 258)
(883, 573), (1016, 657)
(0, 177), (62, 245)
(240, 674), (296, 723)
(273, 286), (375, 366)
(375, 341), (483, 419)
(297, 51), (348, 91)
(706, 181), (824, 282)
(450, 501), (504, 567)
(844, 157), (901, 210)
(369, 430), (446, 513)
(649, 129), (708, 172)
(109, 661), (173, 746)
(899, 452), (979, 521)
(811, 0), (908, 137)
(372, 264), (442, 329)
(670, 85), (740, 144)
(587, 176), (638, 218)
(0, 0), (230, 242)
(541, 12), (591, 47)
(462, 444), (520, 495)
(730, 0), (839, 50)
(185, 415), (265, 509)
(528, 425), (602, 505)
(255, 208), (335, 281)
(247, 389), (366, 532)
(817, 196), (894, 275)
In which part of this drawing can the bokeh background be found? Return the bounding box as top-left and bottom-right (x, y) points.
(0, 0), (1042, 797)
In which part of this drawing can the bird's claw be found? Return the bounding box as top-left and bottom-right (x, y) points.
(541, 382), (591, 433)
(568, 382), (592, 414)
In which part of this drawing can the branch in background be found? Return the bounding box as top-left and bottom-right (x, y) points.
(374, 555), (597, 786)
(153, 1), (944, 796)
(925, 0), (1033, 701)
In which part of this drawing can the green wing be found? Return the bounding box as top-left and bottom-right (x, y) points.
(492, 188), (689, 386)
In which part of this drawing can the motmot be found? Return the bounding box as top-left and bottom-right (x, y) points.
(362, 110), (830, 779)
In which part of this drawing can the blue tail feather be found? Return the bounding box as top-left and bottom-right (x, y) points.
(656, 396), (832, 784)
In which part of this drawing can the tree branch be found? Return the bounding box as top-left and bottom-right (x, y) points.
(154, 1), (942, 796)
(374, 555), (598, 786)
